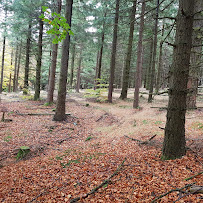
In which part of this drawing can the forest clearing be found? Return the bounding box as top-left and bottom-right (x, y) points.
(0, 90), (202, 202)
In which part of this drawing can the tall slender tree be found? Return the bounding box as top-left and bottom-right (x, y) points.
(162, 0), (195, 160)
(0, 4), (7, 93)
(34, 9), (44, 100)
(70, 42), (76, 88)
(120, 0), (137, 100)
(53, 0), (73, 121)
(148, 0), (159, 102)
(108, 0), (120, 103)
(47, 0), (62, 104)
(13, 43), (19, 92)
(95, 11), (107, 89)
(133, 0), (146, 108)
(24, 21), (32, 93)
(186, 0), (203, 108)
(76, 47), (83, 93)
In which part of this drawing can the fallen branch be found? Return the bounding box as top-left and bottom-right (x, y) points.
(70, 158), (126, 203)
(151, 183), (195, 203)
(124, 135), (157, 145)
(184, 171), (203, 181)
(16, 113), (71, 116)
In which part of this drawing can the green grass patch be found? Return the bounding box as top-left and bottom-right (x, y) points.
(3, 136), (12, 142)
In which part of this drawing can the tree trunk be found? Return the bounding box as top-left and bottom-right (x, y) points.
(148, 0), (159, 102)
(13, 44), (19, 92)
(53, 0), (73, 121)
(24, 21), (32, 92)
(162, 0), (194, 160)
(70, 42), (76, 88)
(46, 0), (62, 104)
(94, 50), (100, 90)
(95, 11), (107, 89)
(34, 11), (44, 101)
(155, 23), (165, 93)
(108, 0), (120, 103)
(145, 39), (153, 90)
(76, 48), (83, 93)
(120, 0), (137, 99)
(133, 0), (146, 108)
(186, 0), (203, 108)
(16, 41), (22, 91)
(0, 6), (7, 94)
(8, 73), (12, 93)
(0, 36), (6, 93)
(8, 49), (13, 92)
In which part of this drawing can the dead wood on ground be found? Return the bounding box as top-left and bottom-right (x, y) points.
(70, 158), (126, 203)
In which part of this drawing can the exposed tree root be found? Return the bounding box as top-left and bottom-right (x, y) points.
(70, 158), (126, 203)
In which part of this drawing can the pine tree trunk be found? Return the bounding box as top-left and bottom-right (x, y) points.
(162, 0), (195, 160)
(146, 39), (153, 90)
(8, 73), (12, 93)
(155, 23), (165, 93)
(34, 13), (44, 100)
(0, 36), (6, 93)
(47, 0), (62, 103)
(148, 0), (159, 102)
(76, 48), (83, 93)
(16, 41), (22, 91)
(108, 0), (120, 103)
(13, 44), (19, 92)
(186, 0), (203, 108)
(133, 0), (145, 108)
(24, 22), (32, 92)
(70, 43), (76, 88)
(95, 11), (107, 89)
(120, 0), (137, 100)
(53, 0), (73, 121)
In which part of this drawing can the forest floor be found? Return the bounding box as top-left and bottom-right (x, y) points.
(0, 89), (202, 202)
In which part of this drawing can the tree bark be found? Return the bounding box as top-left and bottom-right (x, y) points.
(13, 44), (19, 92)
(16, 41), (22, 91)
(162, 0), (195, 160)
(53, 0), (73, 121)
(76, 48), (83, 93)
(0, 36), (6, 93)
(95, 11), (107, 89)
(24, 21), (32, 92)
(186, 0), (203, 108)
(120, 0), (137, 99)
(148, 0), (159, 102)
(108, 0), (120, 103)
(0, 6), (7, 94)
(46, 0), (62, 104)
(70, 42), (76, 88)
(155, 23), (165, 93)
(133, 0), (146, 108)
(34, 12), (44, 101)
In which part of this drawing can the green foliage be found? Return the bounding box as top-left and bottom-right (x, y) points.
(3, 136), (12, 142)
(85, 136), (92, 141)
(16, 146), (30, 160)
(44, 102), (54, 106)
(22, 88), (30, 95)
(39, 6), (74, 44)
(84, 80), (108, 102)
(142, 120), (148, 125)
